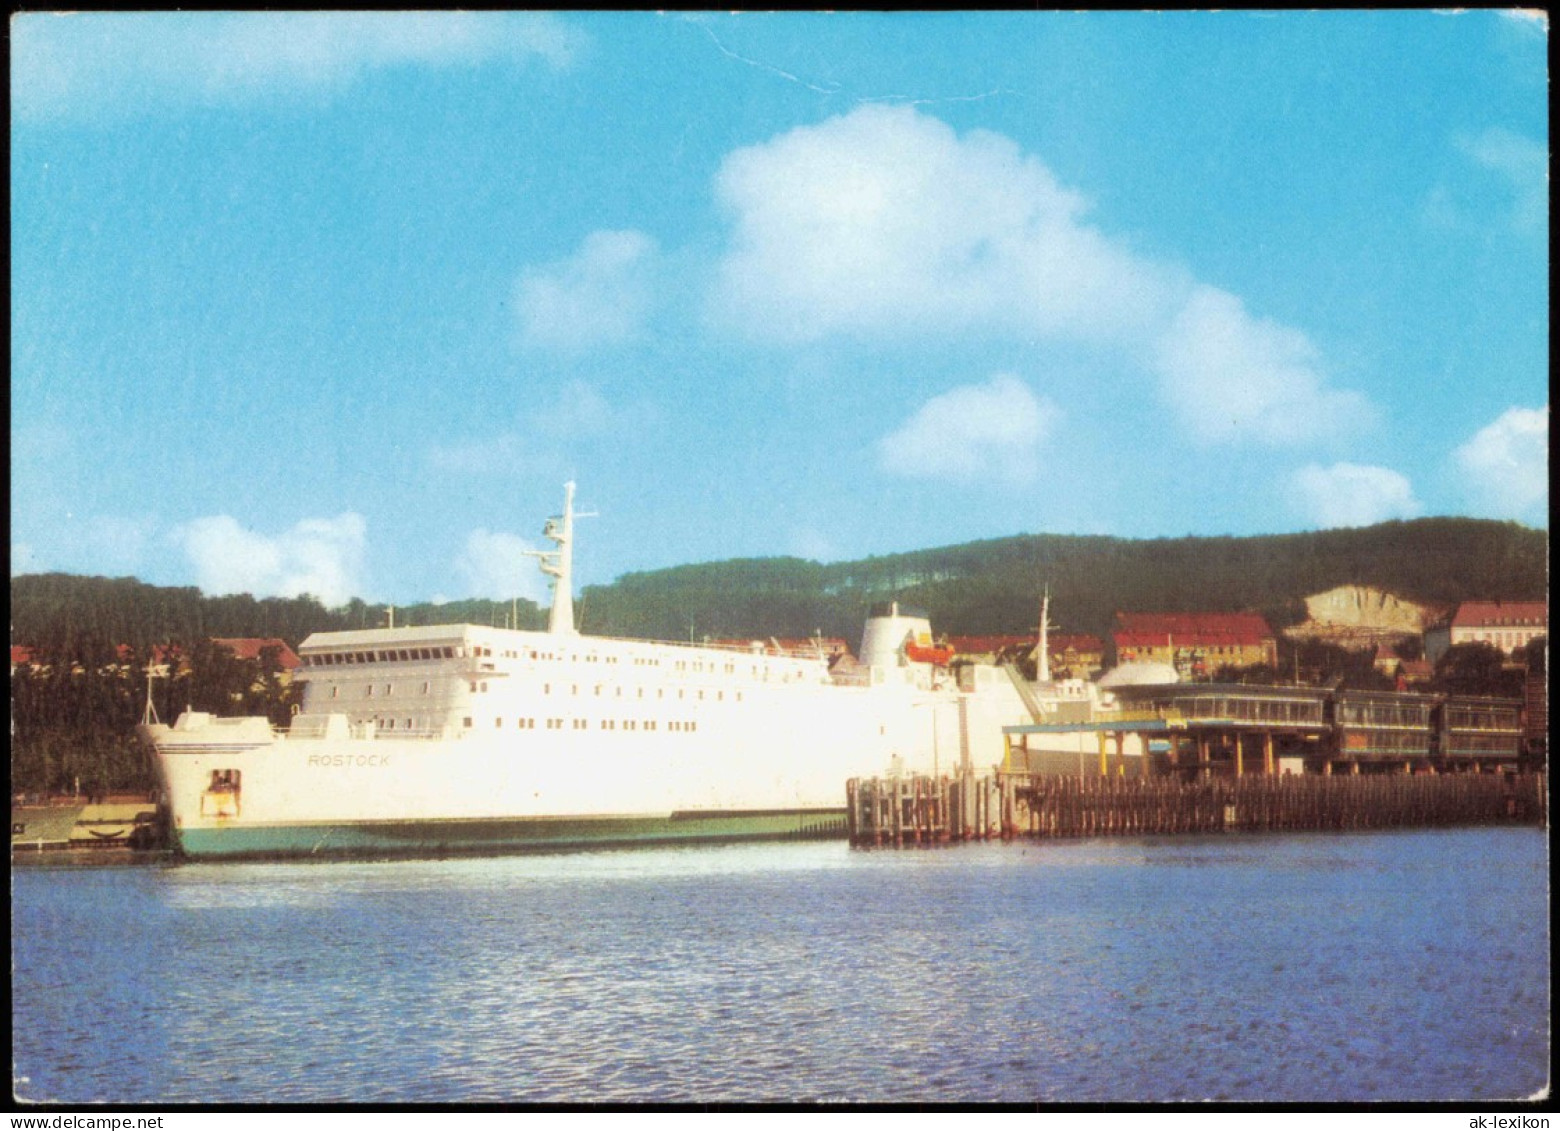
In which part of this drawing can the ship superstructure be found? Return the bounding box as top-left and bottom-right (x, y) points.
(141, 484), (1039, 858)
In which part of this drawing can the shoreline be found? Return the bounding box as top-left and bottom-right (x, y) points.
(11, 848), (173, 867)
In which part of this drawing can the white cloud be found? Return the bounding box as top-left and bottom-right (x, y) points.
(1454, 405), (1549, 521)
(1288, 464), (1424, 529)
(877, 374), (1057, 486)
(12, 11), (584, 122)
(1497, 10), (1549, 35)
(516, 230), (661, 352)
(428, 381), (641, 475)
(1459, 128), (1548, 234)
(1153, 286), (1374, 444)
(710, 104), (1369, 446)
(711, 105), (1177, 344)
(1425, 128), (1549, 236)
(173, 512), (367, 606)
(454, 529), (548, 602)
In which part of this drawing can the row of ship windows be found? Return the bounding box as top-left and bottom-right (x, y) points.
(306, 646), (661, 666)
(307, 646), (802, 681)
(366, 717), (702, 733)
(401, 643), (749, 674)
(329, 682), (747, 702)
(312, 642), (811, 680)
(469, 646), (795, 677)
(455, 717), (701, 732)
(331, 682), (435, 699)
(307, 648), (457, 666)
(483, 682), (743, 703)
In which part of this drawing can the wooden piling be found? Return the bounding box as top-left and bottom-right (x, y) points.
(845, 771), (1548, 847)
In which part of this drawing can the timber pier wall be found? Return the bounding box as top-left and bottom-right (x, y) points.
(846, 770), (1547, 847)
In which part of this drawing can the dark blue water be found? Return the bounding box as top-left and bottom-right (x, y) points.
(11, 829), (1549, 1104)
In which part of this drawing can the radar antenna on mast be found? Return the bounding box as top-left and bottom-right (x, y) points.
(524, 481), (595, 636)
(142, 663), (161, 727)
(1037, 585), (1053, 683)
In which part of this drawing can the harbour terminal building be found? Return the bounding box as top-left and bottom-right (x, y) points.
(1005, 681), (1532, 780)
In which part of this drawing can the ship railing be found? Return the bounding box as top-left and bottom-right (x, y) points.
(363, 725), (452, 740)
(604, 635), (840, 663)
(282, 720), (452, 741)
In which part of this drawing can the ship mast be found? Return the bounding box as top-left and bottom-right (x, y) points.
(525, 481), (587, 636)
(142, 665), (161, 727)
(1037, 585), (1052, 683)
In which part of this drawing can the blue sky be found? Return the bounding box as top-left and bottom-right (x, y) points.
(11, 11), (1549, 607)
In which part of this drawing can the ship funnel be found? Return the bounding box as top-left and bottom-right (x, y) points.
(859, 601), (936, 670)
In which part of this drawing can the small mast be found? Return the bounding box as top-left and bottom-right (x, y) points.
(525, 481), (581, 636)
(1037, 585), (1052, 683)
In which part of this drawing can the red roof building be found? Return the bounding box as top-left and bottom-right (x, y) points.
(1425, 601), (1547, 664)
(211, 638), (302, 670)
(1045, 633), (1106, 680)
(946, 633), (1105, 678)
(113, 643), (182, 668)
(1113, 612), (1277, 678)
(948, 634), (1033, 659)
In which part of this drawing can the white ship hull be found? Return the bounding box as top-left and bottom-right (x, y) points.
(144, 668), (1025, 857)
(139, 485), (1036, 858)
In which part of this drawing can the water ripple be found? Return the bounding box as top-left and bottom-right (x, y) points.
(12, 830), (1549, 1104)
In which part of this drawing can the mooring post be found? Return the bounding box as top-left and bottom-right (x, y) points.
(846, 778), (858, 844)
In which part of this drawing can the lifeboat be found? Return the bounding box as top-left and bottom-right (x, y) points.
(904, 640), (955, 666)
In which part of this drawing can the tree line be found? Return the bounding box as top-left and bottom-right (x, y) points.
(10, 517), (1544, 796)
(577, 517), (1544, 643)
(10, 636), (303, 799)
(12, 518), (1543, 651)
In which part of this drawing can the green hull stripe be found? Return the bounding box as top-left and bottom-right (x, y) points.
(175, 810), (848, 859)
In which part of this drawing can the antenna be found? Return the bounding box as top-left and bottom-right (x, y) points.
(524, 482), (595, 637)
(1038, 585), (1052, 683)
(142, 664), (160, 727)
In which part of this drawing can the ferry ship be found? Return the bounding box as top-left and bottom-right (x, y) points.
(140, 484), (1044, 858)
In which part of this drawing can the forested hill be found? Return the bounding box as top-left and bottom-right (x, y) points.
(10, 517), (1547, 650)
(579, 517), (1547, 642)
(8, 574), (546, 653)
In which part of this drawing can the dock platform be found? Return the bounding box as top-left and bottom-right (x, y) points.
(846, 770), (1547, 847)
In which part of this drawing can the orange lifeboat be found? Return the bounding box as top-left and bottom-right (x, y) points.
(904, 640), (955, 666)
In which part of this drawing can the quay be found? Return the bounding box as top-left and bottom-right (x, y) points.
(10, 794), (163, 856)
(848, 680), (1548, 847)
(846, 769), (1547, 846)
